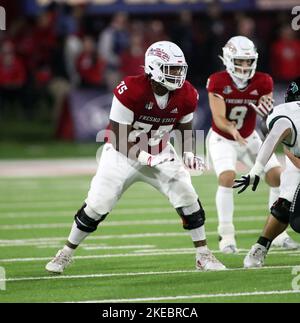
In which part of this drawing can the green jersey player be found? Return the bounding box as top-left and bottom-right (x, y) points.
(234, 78), (300, 268)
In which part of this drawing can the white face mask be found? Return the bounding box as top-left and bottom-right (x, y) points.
(232, 59), (256, 80)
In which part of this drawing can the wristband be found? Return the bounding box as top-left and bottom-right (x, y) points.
(138, 150), (152, 166)
(249, 161), (264, 177)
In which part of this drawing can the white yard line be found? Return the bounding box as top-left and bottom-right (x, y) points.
(0, 229), (266, 247)
(0, 197), (267, 206)
(1, 205), (269, 219)
(35, 243), (157, 252)
(83, 244), (155, 250)
(0, 233), (188, 247)
(0, 197), (165, 206)
(72, 290), (300, 303)
(1, 228), (297, 248)
(0, 200), (173, 210)
(0, 250), (200, 263)
(0, 204), (268, 213)
(0, 247), (299, 263)
(0, 216), (269, 230)
(2, 269), (196, 282)
(0, 265), (298, 283)
(0, 158), (97, 178)
(129, 247), (300, 255)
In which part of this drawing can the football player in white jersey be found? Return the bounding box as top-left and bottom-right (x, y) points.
(233, 78), (300, 267)
(206, 36), (297, 253)
(45, 41), (226, 274)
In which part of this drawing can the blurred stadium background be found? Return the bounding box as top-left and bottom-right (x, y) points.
(0, 0), (300, 161)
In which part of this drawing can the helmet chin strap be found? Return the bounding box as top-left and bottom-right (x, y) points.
(230, 74), (249, 90)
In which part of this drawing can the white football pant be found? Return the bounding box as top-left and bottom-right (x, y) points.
(279, 156), (300, 202)
(85, 143), (199, 216)
(207, 129), (281, 177)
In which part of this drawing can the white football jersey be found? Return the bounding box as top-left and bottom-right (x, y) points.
(266, 101), (300, 157)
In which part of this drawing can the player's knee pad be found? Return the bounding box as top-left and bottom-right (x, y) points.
(270, 198), (291, 224)
(176, 200), (205, 230)
(290, 185), (300, 233)
(74, 204), (108, 233)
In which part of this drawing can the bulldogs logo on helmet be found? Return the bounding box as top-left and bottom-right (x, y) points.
(144, 41), (188, 91)
(220, 36), (258, 82)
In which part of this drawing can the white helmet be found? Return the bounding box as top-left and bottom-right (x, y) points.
(144, 41), (188, 91)
(220, 36), (258, 82)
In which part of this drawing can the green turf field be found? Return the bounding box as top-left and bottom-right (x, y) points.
(0, 174), (300, 303)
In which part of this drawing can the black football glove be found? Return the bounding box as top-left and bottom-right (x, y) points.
(233, 174), (260, 194)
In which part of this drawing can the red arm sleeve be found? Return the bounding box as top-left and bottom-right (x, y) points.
(206, 73), (223, 97)
(182, 81), (199, 115)
(113, 77), (136, 111)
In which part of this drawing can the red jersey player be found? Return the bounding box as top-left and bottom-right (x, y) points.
(46, 41), (225, 274)
(206, 36), (298, 253)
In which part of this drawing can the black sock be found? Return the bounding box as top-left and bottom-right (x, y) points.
(257, 236), (272, 250)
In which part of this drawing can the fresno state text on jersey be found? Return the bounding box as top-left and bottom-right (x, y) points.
(207, 71), (273, 140)
(113, 74), (199, 154)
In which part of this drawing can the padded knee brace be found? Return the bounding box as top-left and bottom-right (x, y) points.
(176, 200), (205, 230)
(74, 204), (108, 233)
(270, 198), (291, 224)
(290, 184), (300, 233)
